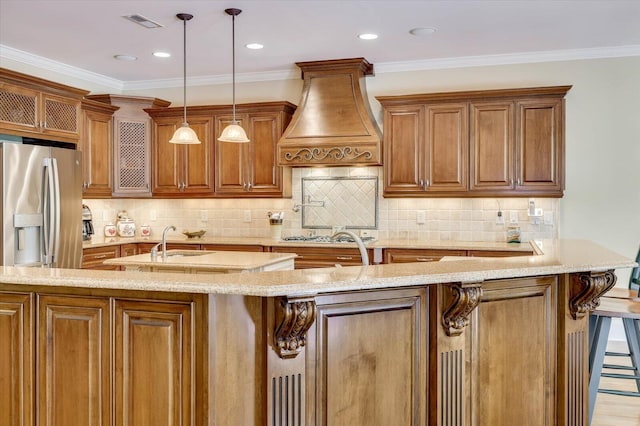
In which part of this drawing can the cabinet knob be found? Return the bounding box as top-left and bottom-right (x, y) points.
(336, 256), (353, 260)
(247, 182), (252, 191)
(517, 178), (521, 186)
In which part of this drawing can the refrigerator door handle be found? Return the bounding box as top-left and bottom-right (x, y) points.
(42, 158), (56, 266)
(51, 158), (61, 265)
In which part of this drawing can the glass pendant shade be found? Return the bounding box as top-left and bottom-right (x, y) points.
(218, 121), (249, 143)
(170, 123), (201, 144)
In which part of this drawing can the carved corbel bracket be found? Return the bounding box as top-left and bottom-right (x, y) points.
(569, 270), (617, 319)
(273, 296), (317, 359)
(442, 282), (483, 336)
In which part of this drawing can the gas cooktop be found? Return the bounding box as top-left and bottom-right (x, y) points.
(282, 235), (376, 244)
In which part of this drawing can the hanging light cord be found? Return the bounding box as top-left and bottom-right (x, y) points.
(231, 12), (237, 123)
(182, 16), (187, 126)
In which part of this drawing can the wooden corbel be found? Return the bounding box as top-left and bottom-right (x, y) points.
(569, 270), (617, 319)
(273, 296), (317, 359)
(442, 282), (483, 336)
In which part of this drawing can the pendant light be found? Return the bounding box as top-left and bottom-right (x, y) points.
(170, 13), (201, 144)
(218, 8), (250, 143)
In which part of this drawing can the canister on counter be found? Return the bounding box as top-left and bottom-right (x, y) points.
(507, 226), (521, 243)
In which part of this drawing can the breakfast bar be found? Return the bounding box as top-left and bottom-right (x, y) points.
(0, 240), (636, 425)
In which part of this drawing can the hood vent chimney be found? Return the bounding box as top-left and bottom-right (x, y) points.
(277, 58), (382, 167)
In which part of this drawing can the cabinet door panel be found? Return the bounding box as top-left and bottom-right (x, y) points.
(183, 116), (214, 194)
(0, 82), (39, 133)
(470, 101), (515, 191)
(249, 113), (281, 192)
(82, 109), (113, 197)
(38, 294), (110, 426)
(470, 276), (556, 425)
(41, 93), (80, 138)
(383, 105), (425, 194)
(152, 118), (181, 194)
(426, 103), (468, 192)
(115, 299), (193, 426)
(215, 114), (247, 193)
(0, 292), (33, 426)
(309, 289), (427, 425)
(517, 99), (563, 193)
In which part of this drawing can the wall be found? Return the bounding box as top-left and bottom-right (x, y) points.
(84, 167), (558, 242)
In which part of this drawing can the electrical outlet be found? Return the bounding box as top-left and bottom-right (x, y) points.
(200, 210), (208, 222)
(360, 230), (371, 238)
(149, 210), (157, 221)
(496, 211), (504, 225)
(509, 210), (519, 224)
(416, 210), (426, 224)
(544, 211), (554, 225)
(243, 210), (251, 222)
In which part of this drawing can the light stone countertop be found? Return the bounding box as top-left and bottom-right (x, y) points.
(2, 240), (636, 297)
(103, 249), (296, 272)
(83, 236), (536, 252)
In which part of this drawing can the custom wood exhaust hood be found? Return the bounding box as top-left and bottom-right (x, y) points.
(277, 58), (382, 166)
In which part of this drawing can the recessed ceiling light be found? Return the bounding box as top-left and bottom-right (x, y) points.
(358, 33), (378, 40)
(409, 27), (437, 36)
(153, 51), (171, 58)
(114, 54), (138, 61)
(245, 43), (264, 50)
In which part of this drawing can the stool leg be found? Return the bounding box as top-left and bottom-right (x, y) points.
(624, 318), (640, 392)
(589, 315), (612, 424)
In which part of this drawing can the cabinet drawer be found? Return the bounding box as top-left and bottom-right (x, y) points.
(82, 246), (121, 269)
(272, 246), (371, 269)
(467, 250), (533, 257)
(202, 244), (264, 252)
(384, 248), (467, 264)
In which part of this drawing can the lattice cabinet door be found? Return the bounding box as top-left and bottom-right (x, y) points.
(113, 118), (152, 197)
(40, 93), (80, 139)
(0, 82), (40, 134)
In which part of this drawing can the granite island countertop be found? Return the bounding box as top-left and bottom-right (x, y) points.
(2, 240), (636, 297)
(103, 249), (296, 273)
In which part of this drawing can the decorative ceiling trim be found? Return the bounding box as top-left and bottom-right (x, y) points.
(2, 43), (639, 92)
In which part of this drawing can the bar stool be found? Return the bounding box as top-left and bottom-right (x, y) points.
(588, 297), (640, 423)
(588, 247), (640, 423)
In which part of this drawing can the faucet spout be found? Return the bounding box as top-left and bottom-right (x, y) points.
(330, 230), (369, 266)
(160, 225), (177, 261)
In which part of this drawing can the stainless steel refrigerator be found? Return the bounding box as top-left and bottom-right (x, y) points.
(1, 138), (82, 268)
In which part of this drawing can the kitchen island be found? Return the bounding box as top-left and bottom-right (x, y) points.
(0, 239), (636, 425)
(103, 249), (296, 273)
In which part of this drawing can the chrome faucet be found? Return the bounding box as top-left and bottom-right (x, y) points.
(151, 225), (176, 261)
(330, 230), (369, 266)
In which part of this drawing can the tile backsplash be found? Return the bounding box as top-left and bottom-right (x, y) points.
(84, 167), (557, 242)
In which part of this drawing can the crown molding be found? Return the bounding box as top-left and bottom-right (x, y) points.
(2, 43), (640, 91)
(0, 45), (124, 91)
(376, 45), (640, 74)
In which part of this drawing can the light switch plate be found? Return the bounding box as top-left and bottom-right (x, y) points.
(509, 210), (519, 224)
(243, 210), (251, 222)
(149, 210), (157, 221)
(416, 210), (426, 224)
(200, 210), (208, 222)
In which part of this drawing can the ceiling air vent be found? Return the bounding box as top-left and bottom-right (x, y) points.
(122, 14), (164, 29)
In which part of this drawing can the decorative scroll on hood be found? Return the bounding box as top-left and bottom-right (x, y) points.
(277, 58), (382, 167)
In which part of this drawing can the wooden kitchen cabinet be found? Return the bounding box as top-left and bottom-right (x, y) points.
(80, 98), (119, 198)
(215, 106), (293, 197)
(147, 101), (295, 198)
(0, 68), (88, 143)
(382, 103), (468, 195)
(1, 289), (198, 426)
(202, 244), (264, 252)
(271, 246), (373, 269)
(114, 299), (193, 425)
(467, 249), (533, 257)
(82, 245), (121, 270)
(37, 294), (110, 425)
(383, 248), (467, 263)
(307, 287), (428, 424)
(86, 95), (171, 198)
(378, 86), (570, 197)
(0, 292), (33, 426)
